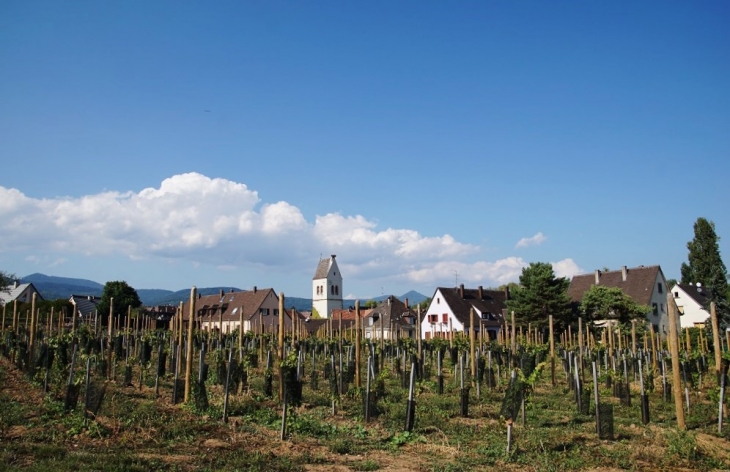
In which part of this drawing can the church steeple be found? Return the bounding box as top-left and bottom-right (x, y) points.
(312, 255), (343, 318)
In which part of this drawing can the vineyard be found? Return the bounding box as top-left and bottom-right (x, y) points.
(2, 293), (730, 471)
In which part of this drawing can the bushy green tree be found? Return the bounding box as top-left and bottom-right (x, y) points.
(506, 262), (572, 329)
(580, 285), (648, 325)
(97, 280), (142, 322)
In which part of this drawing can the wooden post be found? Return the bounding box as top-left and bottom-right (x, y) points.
(631, 320), (637, 355)
(470, 308), (476, 382)
(12, 300), (17, 332)
(219, 304), (224, 343)
(510, 311), (516, 354)
(239, 305), (244, 354)
(28, 293), (37, 367)
(578, 317), (584, 368)
(108, 297), (114, 339)
(549, 315), (555, 386)
(667, 292), (686, 430)
(1, 303), (5, 331)
(278, 292), (285, 401)
(355, 301), (361, 388)
(184, 287), (196, 403)
(650, 323), (658, 371)
(608, 321), (614, 358)
(449, 317), (454, 349)
(417, 304), (422, 362)
(685, 328), (691, 353)
(710, 302), (721, 380)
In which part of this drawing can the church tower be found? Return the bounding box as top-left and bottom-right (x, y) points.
(312, 255), (343, 318)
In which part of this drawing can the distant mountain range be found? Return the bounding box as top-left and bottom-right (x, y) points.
(19, 273), (428, 312)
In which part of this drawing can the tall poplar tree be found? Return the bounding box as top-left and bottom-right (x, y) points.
(681, 218), (728, 297)
(680, 217), (729, 324)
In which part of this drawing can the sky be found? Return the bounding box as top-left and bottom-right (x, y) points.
(1, 1), (728, 300)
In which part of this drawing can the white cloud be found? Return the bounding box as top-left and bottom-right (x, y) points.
(515, 232), (547, 249)
(551, 258), (583, 279)
(0, 173), (581, 295)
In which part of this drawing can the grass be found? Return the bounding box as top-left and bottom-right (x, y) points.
(2, 339), (730, 471)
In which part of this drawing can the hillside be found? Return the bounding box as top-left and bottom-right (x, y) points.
(19, 273), (426, 311)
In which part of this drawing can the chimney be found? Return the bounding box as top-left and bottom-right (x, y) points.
(331, 254), (336, 259)
(459, 284), (464, 299)
(504, 286), (510, 300)
(404, 298), (409, 309)
(253, 286), (257, 293)
(594, 270), (601, 285)
(219, 289), (224, 298)
(230, 288), (234, 293)
(13, 281), (18, 289)
(197, 293), (202, 299)
(478, 286), (483, 299)
(621, 266), (628, 282)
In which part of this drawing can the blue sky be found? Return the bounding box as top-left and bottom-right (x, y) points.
(1, 1), (728, 299)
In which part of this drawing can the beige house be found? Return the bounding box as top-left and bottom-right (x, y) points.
(182, 287), (291, 334)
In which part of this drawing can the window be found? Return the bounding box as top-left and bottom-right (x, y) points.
(660, 304), (664, 313)
(437, 298), (440, 304)
(259, 308), (270, 316)
(273, 309), (279, 316)
(652, 303), (658, 316)
(442, 313), (448, 323)
(657, 283), (663, 293)
(674, 291), (679, 298)
(428, 314), (438, 324)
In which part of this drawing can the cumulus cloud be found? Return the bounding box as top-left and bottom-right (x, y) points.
(515, 232), (547, 249)
(551, 258), (583, 279)
(0, 173), (581, 294)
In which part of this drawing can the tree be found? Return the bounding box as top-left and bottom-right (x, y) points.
(680, 217), (729, 325)
(364, 299), (377, 309)
(681, 218), (728, 292)
(1, 270), (17, 293)
(506, 262), (572, 329)
(97, 281), (142, 324)
(579, 285), (648, 326)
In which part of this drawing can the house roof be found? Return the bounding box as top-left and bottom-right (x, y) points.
(1, 282), (44, 305)
(364, 296), (417, 330)
(313, 255), (337, 280)
(675, 283), (712, 308)
(567, 265), (663, 306)
(69, 294), (101, 317)
(437, 286), (508, 328)
(182, 288), (278, 321)
(331, 307), (372, 321)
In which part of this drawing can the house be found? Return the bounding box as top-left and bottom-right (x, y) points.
(420, 285), (508, 340)
(182, 287), (291, 334)
(363, 296), (417, 339)
(1, 281), (44, 305)
(672, 283), (712, 329)
(567, 265), (673, 336)
(312, 255), (343, 318)
(69, 294), (101, 323)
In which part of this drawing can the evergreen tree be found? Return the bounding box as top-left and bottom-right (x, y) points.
(506, 262), (572, 329)
(681, 217), (729, 325)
